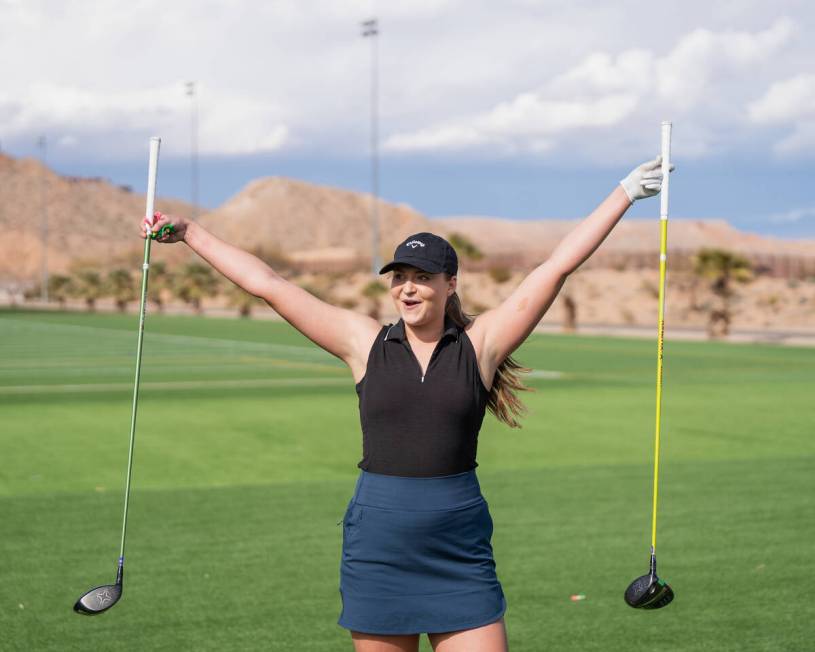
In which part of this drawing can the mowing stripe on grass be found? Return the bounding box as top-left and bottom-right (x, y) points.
(0, 377), (350, 395)
(1, 318), (336, 361)
(0, 358), (344, 376)
(527, 369), (564, 379)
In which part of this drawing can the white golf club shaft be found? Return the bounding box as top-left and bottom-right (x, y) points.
(119, 136), (161, 562)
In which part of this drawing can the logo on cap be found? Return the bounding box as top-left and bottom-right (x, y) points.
(405, 240), (425, 249)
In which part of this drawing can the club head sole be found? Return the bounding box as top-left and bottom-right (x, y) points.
(624, 574), (674, 610)
(73, 584), (122, 615)
(641, 582), (674, 609)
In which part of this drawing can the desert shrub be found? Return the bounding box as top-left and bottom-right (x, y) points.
(362, 280), (387, 299)
(488, 266), (511, 284)
(640, 279), (659, 299)
(298, 283), (329, 301)
(447, 233), (483, 261)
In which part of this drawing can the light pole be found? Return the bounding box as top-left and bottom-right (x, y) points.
(38, 135), (49, 303)
(361, 18), (380, 275)
(186, 81), (199, 219)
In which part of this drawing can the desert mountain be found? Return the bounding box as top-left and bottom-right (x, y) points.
(198, 177), (430, 265)
(198, 177), (815, 270)
(432, 216), (815, 265)
(1, 152), (813, 291)
(0, 153), (196, 287)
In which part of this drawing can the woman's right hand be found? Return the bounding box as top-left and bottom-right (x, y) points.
(141, 211), (188, 243)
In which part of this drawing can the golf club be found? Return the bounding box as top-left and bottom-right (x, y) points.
(624, 122), (675, 610)
(74, 136), (161, 615)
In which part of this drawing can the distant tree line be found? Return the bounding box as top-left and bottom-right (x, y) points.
(18, 243), (804, 340)
(23, 261), (262, 317)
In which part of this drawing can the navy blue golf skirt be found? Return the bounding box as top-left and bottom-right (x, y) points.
(337, 469), (506, 635)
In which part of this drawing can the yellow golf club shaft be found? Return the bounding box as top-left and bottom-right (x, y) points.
(652, 122), (671, 553)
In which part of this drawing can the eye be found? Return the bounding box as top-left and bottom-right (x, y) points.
(419, 275), (430, 281)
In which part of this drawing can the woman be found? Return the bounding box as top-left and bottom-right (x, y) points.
(144, 156), (669, 651)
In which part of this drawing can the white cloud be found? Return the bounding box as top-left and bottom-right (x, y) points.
(57, 135), (78, 148)
(480, 93), (639, 135)
(384, 17), (798, 159)
(656, 18), (795, 108)
(385, 93), (638, 153)
(749, 74), (815, 123)
(773, 122), (815, 155)
(548, 50), (654, 96)
(0, 2), (809, 164)
(770, 206), (815, 223)
(748, 74), (815, 156)
(0, 82), (289, 157)
(385, 125), (490, 152)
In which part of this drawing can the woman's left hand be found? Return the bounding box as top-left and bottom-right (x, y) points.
(620, 156), (675, 203)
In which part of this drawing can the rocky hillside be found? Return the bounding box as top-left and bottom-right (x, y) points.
(432, 216), (815, 266)
(1, 151), (813, 293)
(0, 153), (196, 288)
(197, 176), (430, 265)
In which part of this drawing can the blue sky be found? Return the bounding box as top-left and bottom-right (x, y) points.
(2, 0), (813, 238)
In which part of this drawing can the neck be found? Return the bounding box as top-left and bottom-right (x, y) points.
(403, 314), (446, 345)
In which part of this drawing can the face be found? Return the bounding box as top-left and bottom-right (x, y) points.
(389, 265), (456, 326)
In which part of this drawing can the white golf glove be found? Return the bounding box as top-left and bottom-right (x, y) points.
(620, 156), (674, 203)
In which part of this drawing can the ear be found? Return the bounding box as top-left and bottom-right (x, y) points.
(447, 275), (457, 295)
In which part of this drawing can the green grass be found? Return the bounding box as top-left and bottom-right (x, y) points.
(1, 308), (813, 651)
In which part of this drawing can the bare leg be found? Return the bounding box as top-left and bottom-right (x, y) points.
(351, 631), (421, 652)
(428, 616), (508, 652)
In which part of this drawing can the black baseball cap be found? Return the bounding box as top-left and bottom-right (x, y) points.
(379, 232), (458, 276)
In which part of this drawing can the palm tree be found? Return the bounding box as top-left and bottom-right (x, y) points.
(23, 275), (75, 308)
(361, 280), (387, 320)
(562, 293), (577, 333)
(106, 268), (136, 313)
(48, 275), (74, 308)
(147, 261), (171, 313)
(172, 262), (220, 314)
(692, 248), (753, 338)
(70, 267), (104, 312)
(225, 282), (259, 318)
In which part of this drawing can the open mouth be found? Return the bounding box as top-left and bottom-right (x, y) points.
(402, 299), (421, 310)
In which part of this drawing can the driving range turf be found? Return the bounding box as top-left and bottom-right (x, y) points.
(1, 308), (812, 651)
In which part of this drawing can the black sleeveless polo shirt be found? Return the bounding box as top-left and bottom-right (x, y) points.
(355, 316), (491, 477)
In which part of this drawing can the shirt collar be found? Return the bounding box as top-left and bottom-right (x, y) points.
(384, 316), (460, 343)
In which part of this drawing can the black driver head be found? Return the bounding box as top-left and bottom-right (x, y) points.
(624, 572), (674, 609)
(624, 551), (674, 610)
(74, 583), (122, 615)
(74, 560), (123, 615)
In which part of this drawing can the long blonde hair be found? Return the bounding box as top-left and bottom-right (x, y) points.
(445, 287), (533, 428)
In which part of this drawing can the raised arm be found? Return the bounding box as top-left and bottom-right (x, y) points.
(143, 213), (381, 372)
(474, 157), (670, 369)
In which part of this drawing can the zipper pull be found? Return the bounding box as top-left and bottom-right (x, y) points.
(421, 375), (425, 383)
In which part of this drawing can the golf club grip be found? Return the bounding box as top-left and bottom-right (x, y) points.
(660, 122), (671, 220)
(144, 137), (161, 227)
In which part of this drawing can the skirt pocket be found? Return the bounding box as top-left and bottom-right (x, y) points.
(340, 500), (364, 545)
